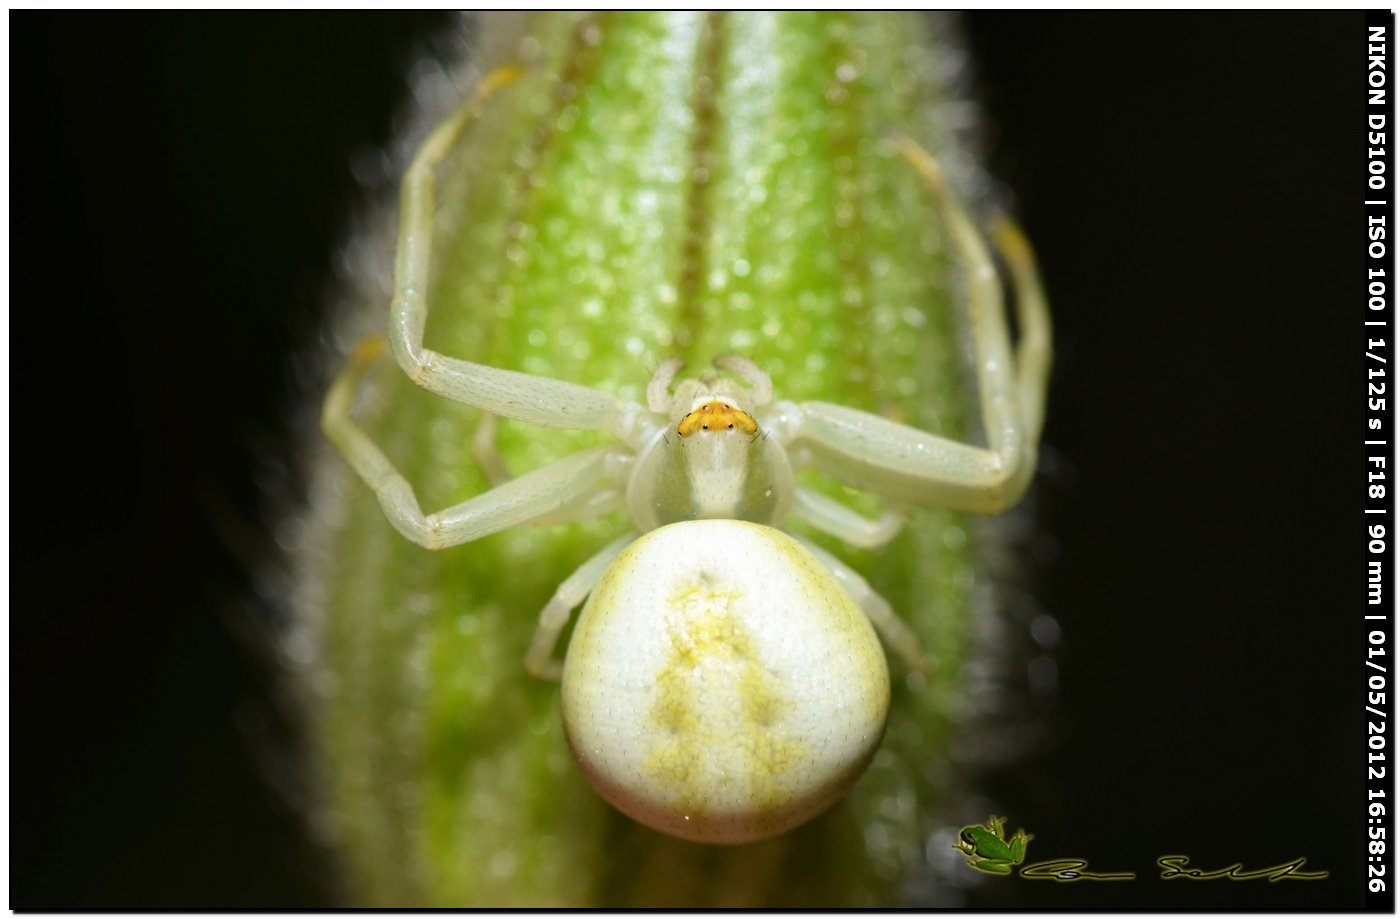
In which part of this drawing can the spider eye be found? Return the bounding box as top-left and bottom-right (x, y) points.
(677, 401), (758, 437)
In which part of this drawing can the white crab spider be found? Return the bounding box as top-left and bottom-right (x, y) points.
(323, 72), (1051, 845)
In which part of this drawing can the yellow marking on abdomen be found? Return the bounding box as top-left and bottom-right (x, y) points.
(645, 577), (803, 823)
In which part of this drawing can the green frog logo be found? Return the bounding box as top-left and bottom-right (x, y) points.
(953, 815), (1034, 875)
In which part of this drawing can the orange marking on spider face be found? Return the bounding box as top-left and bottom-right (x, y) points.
(677, 401), (759, 437)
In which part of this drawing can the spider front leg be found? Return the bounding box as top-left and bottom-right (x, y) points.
(778, 138), (1051, 514)
(388, 65), (643, 443)
(323, 338), (629, 550)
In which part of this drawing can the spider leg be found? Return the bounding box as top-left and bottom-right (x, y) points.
(989, 214), (1051, 449)
(324, 338), (628, 550)
(386, 64), (641, 440)
(788, 487), (905, 549)
(778, 137), (1051, 514)
(525, 533), (635, 680)
(798, 537), (926, 672)
(472, 413), (512, 486)
(646, 357), (686, 413)
(472, 411), (629, 525)
(713, 354), (773, 405)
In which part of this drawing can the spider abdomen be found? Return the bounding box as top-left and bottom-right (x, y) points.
(560, 519), (890, 844)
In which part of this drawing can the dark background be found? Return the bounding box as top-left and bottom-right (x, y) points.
(9, 12), (1373, 909)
